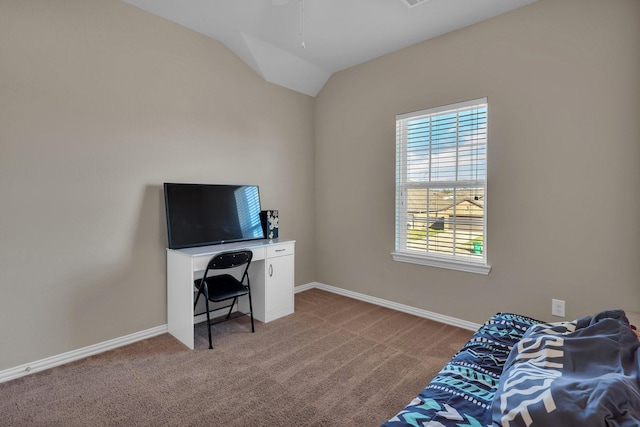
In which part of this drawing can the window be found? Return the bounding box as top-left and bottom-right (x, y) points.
(392, 98), (490, 274)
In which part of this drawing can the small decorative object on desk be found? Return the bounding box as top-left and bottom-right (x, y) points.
(260, 210), (279, 239)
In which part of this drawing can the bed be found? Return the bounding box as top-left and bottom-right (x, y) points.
(382, 310), (640, 426)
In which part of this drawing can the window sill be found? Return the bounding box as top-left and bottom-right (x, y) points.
(391, 251), (491, 275)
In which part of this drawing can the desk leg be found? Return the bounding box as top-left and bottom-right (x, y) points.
(167, 253), (195, 349)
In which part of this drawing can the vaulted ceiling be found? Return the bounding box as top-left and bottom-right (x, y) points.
(122, 0), (539, 96)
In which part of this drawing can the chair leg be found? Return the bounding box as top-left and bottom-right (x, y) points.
(203, 284), (213, 349)
(247, 291), (255, 333)
(226, 298), (236, 319)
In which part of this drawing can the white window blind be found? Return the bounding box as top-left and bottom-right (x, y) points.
(393, 98), (490, 274)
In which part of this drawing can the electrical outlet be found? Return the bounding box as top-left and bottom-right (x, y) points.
(552, 299), (566, 317)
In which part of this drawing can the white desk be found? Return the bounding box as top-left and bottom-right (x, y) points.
(167, 239), (295, 349)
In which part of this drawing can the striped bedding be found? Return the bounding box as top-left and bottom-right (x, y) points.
(382, 312), (541, 426)
(383, 310), (640, 426)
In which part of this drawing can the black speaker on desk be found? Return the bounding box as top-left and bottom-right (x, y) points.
(260, 210), (279, 240)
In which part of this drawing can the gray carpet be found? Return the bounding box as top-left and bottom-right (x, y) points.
(0, 289), (473, 426)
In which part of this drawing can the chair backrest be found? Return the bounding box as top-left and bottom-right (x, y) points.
(205, 250), (253, 271)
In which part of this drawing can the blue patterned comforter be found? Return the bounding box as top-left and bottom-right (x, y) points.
(382, 313), (541, 427)
(492, 310), (640, 426)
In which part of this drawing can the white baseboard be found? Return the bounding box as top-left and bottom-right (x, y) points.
(293, 282), (316, 293)
(2, 283), (479, 384)
(0, 325), (167, 384)
(295, 282), (481, 331)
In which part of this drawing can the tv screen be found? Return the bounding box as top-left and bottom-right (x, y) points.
(163, 183), (265, 249)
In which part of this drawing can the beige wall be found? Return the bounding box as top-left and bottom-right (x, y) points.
(314, 0), (640, 323)
(0, 0), (315, 370)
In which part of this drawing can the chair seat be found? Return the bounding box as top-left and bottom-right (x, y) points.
(196, 274), (249, 302)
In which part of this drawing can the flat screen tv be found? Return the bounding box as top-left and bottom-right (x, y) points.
(163, 183), (265, 249)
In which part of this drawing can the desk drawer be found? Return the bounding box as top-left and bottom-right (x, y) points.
(267, 243), (294, 258)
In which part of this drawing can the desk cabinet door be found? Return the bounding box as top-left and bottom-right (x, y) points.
(265, 253), (294, 322)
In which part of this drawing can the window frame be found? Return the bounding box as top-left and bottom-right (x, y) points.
(392, 98), (491, 275)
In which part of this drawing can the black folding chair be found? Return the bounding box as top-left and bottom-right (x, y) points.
(193, 250), (254, 349)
